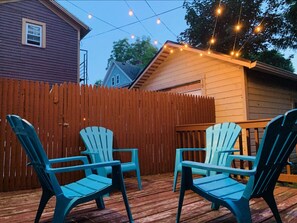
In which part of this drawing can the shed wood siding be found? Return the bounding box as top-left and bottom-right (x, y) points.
(140, 50), (246, 123)
(246, 70), (297, 120)
(0, 0), (78, 85)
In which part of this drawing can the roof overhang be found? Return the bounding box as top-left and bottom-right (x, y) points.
(1, 0), (90, 39)
(130, 40), (297, 89)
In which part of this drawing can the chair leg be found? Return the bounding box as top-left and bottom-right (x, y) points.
(136, 167), (142, 190)
(229, 200), (252, 223)
(176, 176), (185, 223)
(35, 189), (53, 223)
(173, 169), (179, 192)
(95, 196), (105, 210)
(211, 202), (220, 210)
(263, 193), (282, 223)
(52, 198), (72, 223)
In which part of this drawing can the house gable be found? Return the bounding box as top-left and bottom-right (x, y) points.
(104, 64), (132, 88)
(139, 48), (247, 122)
(0, 0), (89, 85)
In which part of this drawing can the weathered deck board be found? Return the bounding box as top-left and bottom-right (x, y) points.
(0, 173), (297, 223)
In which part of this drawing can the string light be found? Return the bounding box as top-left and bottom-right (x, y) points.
(230, 51), (235, 56)
(184, 43), (188, 48)
(128, 9), (133, 16)
(199, 53), (203, 57)
(154, 40), (158, 45)
(235, 24), (241, 32)
(217, 7), (222, 15)
(210, 38), (216, 44)
(254, 25), (262, 33)
(207, 50), (211, 55)
(156, 18), (161, 24)
(88, 14), (92, 19)
(170, 49), (174, 54)
(131, 34), (135, 39)
(164, 45), (167, 49)
(180, 48), (183, 51)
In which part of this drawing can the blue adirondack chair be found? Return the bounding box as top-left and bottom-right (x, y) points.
(7, 115), (133, 223)
(176, 109), (297, 223)
(80, 126), (142, 190)
(173, 122), (241, 192)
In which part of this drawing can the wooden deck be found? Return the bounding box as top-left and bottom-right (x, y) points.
(1, 173), (297, 223)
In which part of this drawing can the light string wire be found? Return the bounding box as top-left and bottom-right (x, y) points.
(144, 0), (177, 38)
(124, 0), (154, 39)
(232, 1), (243, 56)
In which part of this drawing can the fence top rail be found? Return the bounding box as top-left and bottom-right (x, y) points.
(176, 119), (271, 132)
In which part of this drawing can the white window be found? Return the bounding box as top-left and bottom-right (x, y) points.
(116, 75), (120, 84)
(22, 18), (46, 48)
(111, 77), (115, 86)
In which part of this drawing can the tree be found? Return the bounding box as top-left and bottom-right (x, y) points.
(250, 50), (295, 72)
(178, 0), (296, 71)
(94, 80), (103, 87)
(107, 36), (158, 69)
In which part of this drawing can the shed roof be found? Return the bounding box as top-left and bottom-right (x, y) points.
(130, 40), (297, 89)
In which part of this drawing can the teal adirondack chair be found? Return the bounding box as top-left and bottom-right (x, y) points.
(176, 109), (297, 223)
(80, 126), (142, 190)
(7, 115), (133, 223)
(173, 122), (241, 192)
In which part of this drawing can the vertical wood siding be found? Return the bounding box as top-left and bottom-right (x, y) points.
(0, 78), (215, 192)
(0, 1), (78, 85)
(140, 50), (247, 123)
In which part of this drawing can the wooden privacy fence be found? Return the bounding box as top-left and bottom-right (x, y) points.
(0, 78), (215, 192)
(176, 119), (297, 183)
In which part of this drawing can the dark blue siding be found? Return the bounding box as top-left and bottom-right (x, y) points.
(0, 0), (79, 85)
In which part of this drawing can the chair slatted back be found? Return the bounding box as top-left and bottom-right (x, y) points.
(80, 126), (114, 163)
(250, 109), (297, 197)
(7, 115), (54, 192)
(205, 122), (242, 165)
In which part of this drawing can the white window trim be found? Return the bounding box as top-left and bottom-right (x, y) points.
(22, 18), (46, 48)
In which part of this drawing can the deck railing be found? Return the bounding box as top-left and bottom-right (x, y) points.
(176, 119), (297, 183)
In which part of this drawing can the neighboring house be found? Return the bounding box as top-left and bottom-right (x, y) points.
(0, 0), (90, 85)
(130, 41), (297, 123)
(103, 61), (142, 88)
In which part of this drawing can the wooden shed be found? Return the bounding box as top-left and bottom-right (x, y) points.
(130, 41), (297, 122)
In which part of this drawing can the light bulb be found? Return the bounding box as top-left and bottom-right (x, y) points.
(164, 45), (167, 49)
(129, 9), (133, 16)
(230, 51), (235, 56)
(88, 14), (92, 19)
(217, 7), (222, 15)
(170, 49), (174, 54)
(131, 34), (135, 39)
(235, 52), (240, 57)
(184, 44), (188, 48)
(156, 18), (161, 24)
(235, 24), (241, 31)
(210, 38), (215, 44)
(154, 40), (158, 45)
(255, 25), (262, 33)
(199, 53), (203, 57)
(208, 50), (211, 55)
(180, 48), (183, 51)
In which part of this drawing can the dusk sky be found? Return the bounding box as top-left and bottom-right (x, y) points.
(57, 0), (297, 85)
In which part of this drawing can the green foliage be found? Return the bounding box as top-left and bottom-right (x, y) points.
(94, 80), (103, 87)
(107, 36), (158, 70)
(178, 0), (296, 71)
(250, 50), (295, 72)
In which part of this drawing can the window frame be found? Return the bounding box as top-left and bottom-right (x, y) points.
(116, 75), (120, 85)
(111, 77), (115, 86)
(22, 18), (46, 48)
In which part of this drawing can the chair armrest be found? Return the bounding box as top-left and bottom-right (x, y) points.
(46, 160), (121, 174)
(217, 149), (240, 154)
(113, 148), (138, 152)
(176, 148), (206, 152)
(49, 156), (89, 165)
(182, 160), (256, 176)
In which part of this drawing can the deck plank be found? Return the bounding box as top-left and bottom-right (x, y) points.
(0, 173), (297, 222)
